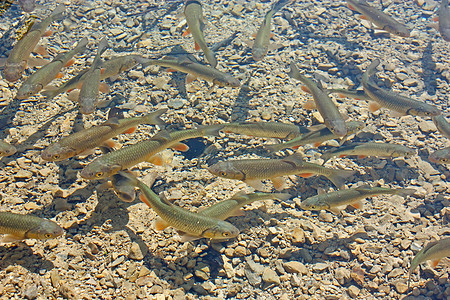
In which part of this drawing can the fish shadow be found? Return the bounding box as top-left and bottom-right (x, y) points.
(230, 78), (253, 122)
(0, 243), (54, 273)
(421, 40), (437, 96)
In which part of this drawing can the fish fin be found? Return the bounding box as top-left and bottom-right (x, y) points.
(396, 188), (416, 197)
(328, 207), (343, 215)
(302, 100), (316, 110)
(154, 217), (169, 231)
(103, 139), (121, 149)
(206, 84), (215, 96)
(179, 234), (200, 243)
(77, 148), (96, 157)
(143, 108), (167, 126)
(147, 154), (164, 166)
(267, 43), (282, 51)
(327, 169), (357, 189)
(99, 83), (110, 94)
(55, 72), (64, 79)
(138, 193), (153, 208)
(390, 110), (406, 117)
(313, 142), (322, 147)
(339, 154), (347, 158)
(34, 45), (50, 57)
(244, 39), (254, 47)
(43, 30), (53, 37)
(194, 41), (201, 51)
(245, 179), (265, 191)
(317, 187), (326, 195)
(230, 208), (245, 217)
(0, 235), (23, 243)
(430, 259), (440, 268)
(273, 193), (292, 201)
(67, 90), (80, 101)
(103, 117), (121, 127)
(337, 93), (346, 98)
(28, 57), (49, 67)
(293, 145), (301, 149)
(359, 15), (368, 20)
(171, 142), (189, 152)
(358, 155), (366, 159)
(186, 74), (196, 84)
(123, 127), (136, 134)
(432, 16), (439, 22)
(252, 33), (257, 38)
(301, 86), (312, 94)
(166, 68), (177, 72)
(64, 59), (75, 67)
(298, 173), (314, 178)
(350, 200), (363, 209)
(100, 68), (106, 75)
(369, 101), (382, 112)
(283, 153), (304, 166)
(271, 177), (287, 191)
(182, 28), (191, 36)
(347, 4), (355, 10)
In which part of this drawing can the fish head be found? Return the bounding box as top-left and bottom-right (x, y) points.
(3, 61), (27, 82)
(26, 220), (64, 240)
(213, 75), (240, 88)
(202, 221), (239, 240)
(0, 145), (16, 157)
(16, 83), (42, 99)
(80, 160), (121, 180)
(41, 144), (77, 161)
(208, 161), (245, 180)
(429, 151), (450, 165)
(299, 198), (328, 211)
(408, 105), (442, 118)
(348, 121), (366, 133)
(252, 47), (267, 62)
(120, 56), (141, 72)
(329, 120), (348, 137)
(393, 148), (416, 158)
(79, 98), (97, 115)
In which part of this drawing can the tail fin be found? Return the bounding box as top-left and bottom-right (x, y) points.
(320, 151), (335, 163)
(282, 153), (304, 167)
(50, 4), (66, 20)
(202, 124), (224, 137)
(272, 193), (292, 201)
(326, 169), (356, 189)
(205, 49), (217, 68)
(395, 188), (416, 197)
(143, 108), (167, 126)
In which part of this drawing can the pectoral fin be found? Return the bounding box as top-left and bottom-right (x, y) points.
(430, 259), (441, 268)
(179, 234), (201, 243)
(154, 217), (169, 231)
(245, 179), (265, 191)
(350, 200), (363, 210)
(271, 177), (287, 191)
(0, 234), (23, 243)
(369, 101), (382, 112)
(327, 206), (343, 215)
(171, 143), (189, 152)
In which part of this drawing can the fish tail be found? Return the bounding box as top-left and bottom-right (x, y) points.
(143, 108), (167, 126)
(50, 4), (66, 20)
(203, 124), (224, 137)
(40, 89), (59, 99)
(75, 37), (89, 52)
(205, 49), (217, 68)
(320, 152), (333, 163)
(271, 0), (291, 14)
(395, 188), (416, 197)
(265, 143), (283, 152)
(327, 169), (356, 189)
(272, 193), (292, 201)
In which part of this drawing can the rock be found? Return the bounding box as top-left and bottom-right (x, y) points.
(261, 267), (280, 285)
(348, 285), (360, 298)
(14, 170), (33, 179)
(194, 263), (210, 281)
(418, 121), (437, 133)
(23, 285), (38, 299)
(283, 261), (307, 274)
(395, 281), (408, 294)
(312, 263), (328, 272)
(244, 268), (261, 286)
(128, 242), (146, 260)
(291, 228), (305, 244)
(318, 211), (334, 222)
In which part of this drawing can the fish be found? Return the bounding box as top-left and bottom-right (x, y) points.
(251, 0), (292, 61)
(408, 237), (450, 289)
(207, 153), (305, 191)
(266, 121), (365, 152)
(293, 162), (356, 189)
(326, 88), (372, 101)
(300, 186), (415, 214)
(18, 0), (36, 12)
(41, 109), (166, 161)
(125, 173), (239, 242)
(139, 55), (240, 88)
(432, 115), (450, 139)
(2, 4), (65, 82)
(437, 0), (450, 41)
(346, 0), (410, 37)
(197, 192), (292, 220)
(78, 38), (109, 115)
(321, 142), (415, 162)
(210, 31), (238, 52)
(16, 37), (88, 100)
(362, 59), (441, 117)
(0, 140), (17, 157)
(183, 0), (217, 67)
(429, 147), (450, 164)
(289, 62), (348, 137)
(0, 211), (64, 242)
(41, 55), (142, 100)
(222, 122), (305, 140)
(80, 124), (223, 180)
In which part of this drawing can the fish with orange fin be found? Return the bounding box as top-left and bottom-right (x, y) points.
(326, 88), (372, 101)
(78, 38), (109, 115)
(41, 108), (166, 162)
(346, 0), (410, 37)
(408, 237), (450, 290)
(289, 62), (348, 137)
(300, 185), (415, 215)
(222, 121), (306, 140)
(183, 0), (217, 67)
(3, 4), (65, 82)
(429, 147), (450, 164)
(433, 115), (450, 139)
(80, 125), (224, 180)
(16, 37), (88, 100)
(362, 59), (441, 117)
(266, 121), (364, 152)
(321, 142), (415, 163)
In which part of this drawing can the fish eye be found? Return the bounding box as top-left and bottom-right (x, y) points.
(311, 205), (316, 210)
(53, 154), (60, 160)
(219, 171), (227, 176)
(222, 232), (230, 237)
(96, 172), (104, 178)
(44, 233), (52, 238)
(442, 158), (448, 162)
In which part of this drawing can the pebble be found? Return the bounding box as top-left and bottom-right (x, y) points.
(283, 261), (307, 274)
(418, 121), (437, 133)
(348, 285), (360, 298)
(128, 242), (145, 260)
(312, 263), (328, 272)
(396, 281), (408, 294)
(261, 267), (280, 285)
